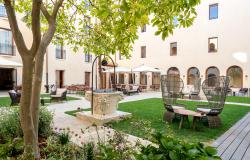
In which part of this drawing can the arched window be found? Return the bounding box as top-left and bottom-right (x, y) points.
(227, 66), (243, 88)
(167, 67), (180, 76)
(206, 66), (220, 86)
(187, 67), (200, 85)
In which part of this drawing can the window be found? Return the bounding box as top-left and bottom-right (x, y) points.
(129, 73), (135, 84)
(0, 4), (7, 17)
(209, 4), (218, 20)
(85, 53), (92, 62)
(140, 73), (147, 85)
(152, 72), (160, 85)
(119, 73), (124, 84)
(170, 42), (177, 56)
(0, 28), (14, 55)
(55, 44), (66, 59)
(118, 53), (124, 60)
(187, 67), (200, 85)
(141, 46), (146, 58)
(208, 37), (218, 52)
(227, 66), (243, 88)
(206, 66), (220, 86)
(141, 24), (146, 32)
(167, 67), (180, 76)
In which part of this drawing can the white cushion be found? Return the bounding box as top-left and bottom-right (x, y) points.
(197, 108), (211, 113)
(172, 106), (185, 110)
(132, 85), (139, 90)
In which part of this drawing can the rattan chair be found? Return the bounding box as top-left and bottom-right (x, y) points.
(189, 78), (201, 99)
(161, 75), (186, 123)
(8, 90), (21, 106)
(196, 76), (230, 128)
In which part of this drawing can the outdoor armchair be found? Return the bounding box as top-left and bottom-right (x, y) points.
(8, 90), (21, 106)
(51, 88), (67, 101)
(161, 75), (186, 123)
(196, 76), (230, 127)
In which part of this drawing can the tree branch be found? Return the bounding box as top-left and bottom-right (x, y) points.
(41, 2), (51, 22)
(3, 0), (29, 55)
(51, 0), (64, 19)
(30, 0), (42, 55)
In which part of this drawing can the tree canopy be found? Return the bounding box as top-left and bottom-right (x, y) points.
(2, 0), (200, 58)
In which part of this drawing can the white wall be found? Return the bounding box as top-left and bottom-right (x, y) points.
(116, 0), (250, 88)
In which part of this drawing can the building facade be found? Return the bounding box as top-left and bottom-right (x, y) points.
(0, 4), (93, 91)
(116, 0), (250, 90)
(1, 0), (250, 91)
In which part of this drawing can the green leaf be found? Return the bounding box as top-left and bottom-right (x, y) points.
(205, 146), (217, 156)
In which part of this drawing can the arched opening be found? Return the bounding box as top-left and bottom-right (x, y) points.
(227, 66), (243, 88)
(206, 66), (220, 86)
(187, 67), (200, 85)
(167, 67), (180, 77)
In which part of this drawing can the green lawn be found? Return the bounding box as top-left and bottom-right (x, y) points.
(226, 96), (250, 104)
(64, 98), (250, 143)
(114, 98), (250, 143)
(0, 94), (80, 106)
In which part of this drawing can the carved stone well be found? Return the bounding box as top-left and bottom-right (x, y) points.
(77, 90), (132, 125)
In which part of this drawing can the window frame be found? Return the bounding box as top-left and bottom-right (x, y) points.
(0, 3), (7, 17)
(55, 44), (66, 59)
(170, 42), (177, 56)
(209, 3), (218, 20)
(208, 37), (218, 53)
(85, 53), (92, 63)
(141, 46), (146, 58)
(0, 27), (15, 56)
(141, 24), (146, 33)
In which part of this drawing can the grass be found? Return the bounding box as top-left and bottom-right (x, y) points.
(0, 94), (80, 106)
(64, 98), (250, 143)
(226, 96), (250, 104)
(112, 98), (250, 143)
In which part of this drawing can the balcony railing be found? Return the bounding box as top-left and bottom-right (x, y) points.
(0, 43), (15, 55)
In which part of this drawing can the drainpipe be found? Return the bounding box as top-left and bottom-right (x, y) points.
(45, 48), (49, 93)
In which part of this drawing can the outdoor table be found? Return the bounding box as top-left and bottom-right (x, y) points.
(174, 109), (204, 129)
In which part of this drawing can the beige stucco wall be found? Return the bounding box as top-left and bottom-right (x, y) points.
(116, 0), (250, 88)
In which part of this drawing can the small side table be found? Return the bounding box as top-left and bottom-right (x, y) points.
(174, 109), (204, 129)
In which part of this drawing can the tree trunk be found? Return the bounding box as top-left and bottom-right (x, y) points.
(30, 49), (46, 159)
(19, 56), (36, 159)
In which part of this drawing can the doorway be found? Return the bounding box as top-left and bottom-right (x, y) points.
(0, 68), (16, 90)
(85, 72), (91, 87)
(56, 70), (64, 88)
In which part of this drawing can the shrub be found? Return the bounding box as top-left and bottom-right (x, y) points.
(0, 108), (22, 142)
(39, 107), (53, 138)
(0, 138), (24, 159)
(135, 132), (221, 160)
(0, 106), (53, 142)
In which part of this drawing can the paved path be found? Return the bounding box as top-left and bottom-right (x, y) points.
(212, 112), (250, 160)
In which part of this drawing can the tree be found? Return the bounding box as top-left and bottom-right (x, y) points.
(1, 0), (200, 159)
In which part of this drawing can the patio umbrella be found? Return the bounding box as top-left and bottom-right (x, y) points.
(0, 57), (23, 68)
(132, 65), (161, 72)
(103, 66), (131, 73)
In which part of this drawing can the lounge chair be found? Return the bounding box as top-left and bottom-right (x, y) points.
(161, 75), (186, 123)
(235, 88), (248, 96)
(123, 85), (140, 95)
(8, 90), (21, 106)
(196, 76), (230, 128)
(51, 88), (67, 101)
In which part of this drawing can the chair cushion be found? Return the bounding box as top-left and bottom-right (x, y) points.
(172, 106), (185, 110)
(197, 108), (211, 114)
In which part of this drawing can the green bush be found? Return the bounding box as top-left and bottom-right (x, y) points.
(0, 108), (22, 142)
(135, 132), (221, 160)
(39, 107), (54, 138)
(0, 107), (53, 142)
